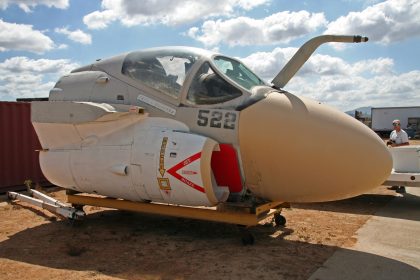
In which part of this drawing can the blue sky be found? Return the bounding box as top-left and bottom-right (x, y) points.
(0, 0), (419, 111)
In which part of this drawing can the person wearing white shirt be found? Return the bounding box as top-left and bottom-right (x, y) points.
(387, 119), (409, 193)
(387, 119), (409, 147)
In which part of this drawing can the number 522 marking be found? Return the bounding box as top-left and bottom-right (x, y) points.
(197, 110), (237, 130)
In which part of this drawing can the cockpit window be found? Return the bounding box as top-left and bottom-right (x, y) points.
(213, 56), (266, 90)
(122, 50), (199, 99)
(187, 62), (242, 105)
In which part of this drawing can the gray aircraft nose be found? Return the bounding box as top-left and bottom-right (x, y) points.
(238, 92), (392, 202)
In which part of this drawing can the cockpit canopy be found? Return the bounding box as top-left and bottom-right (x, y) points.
(121, 47), (266, 105)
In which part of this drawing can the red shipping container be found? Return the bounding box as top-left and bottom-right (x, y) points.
(0, 101), (49, 192)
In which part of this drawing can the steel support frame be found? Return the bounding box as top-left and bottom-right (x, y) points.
(67, 194), (287, 226)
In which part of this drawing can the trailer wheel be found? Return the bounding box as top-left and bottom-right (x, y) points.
(72, 204), (84, 211)
(396, 186), (406, 194)
(274, 213), (286, 227)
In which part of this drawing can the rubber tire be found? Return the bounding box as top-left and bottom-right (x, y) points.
(274, 213), (286, 227)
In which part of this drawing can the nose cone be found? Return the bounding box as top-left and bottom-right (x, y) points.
(239, 92), (392, 202)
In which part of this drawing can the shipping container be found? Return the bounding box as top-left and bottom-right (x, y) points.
(371, 106), (420, 138)
(0, 101), (49, 192)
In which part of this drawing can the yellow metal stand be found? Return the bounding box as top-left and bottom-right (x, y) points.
(67, 194), (287, 226)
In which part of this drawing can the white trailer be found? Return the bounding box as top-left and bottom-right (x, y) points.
(371, 106), (420, 138)
(383, 146), (420, 193)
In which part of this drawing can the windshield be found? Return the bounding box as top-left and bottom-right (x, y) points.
(122, 50), (200, 99)
(213, 56), (266, 90)
(187, 62), (242, 105)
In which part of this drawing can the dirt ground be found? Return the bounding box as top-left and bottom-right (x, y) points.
(1, 140), (418, 280)
(0, 186), (399, 280)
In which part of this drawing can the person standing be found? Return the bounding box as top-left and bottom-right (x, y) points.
(387, 119), (409, 193)
(387, 119), (409, 147)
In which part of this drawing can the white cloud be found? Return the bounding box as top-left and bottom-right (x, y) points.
(55, 27), (92, 45)
(57, 43), (68, 49)
(0, 19), (55, 53)
(241, 48), (394, 81)
(284, 71), (420, 111)
(240, 47), (294, 80)
(0, 77), (55, 101)
(241, 48), (420, 111)
(0, 56), (78, 74)
(325, 0), (420, 45)
(188, 11), (327, 47)
(0, 0), (69, 12)
(83, 10), (116, 30)
(0, 56), (79, 100)
(83, 0), (270, 29)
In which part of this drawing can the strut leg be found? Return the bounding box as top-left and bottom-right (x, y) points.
(8, 190), (85, 220)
